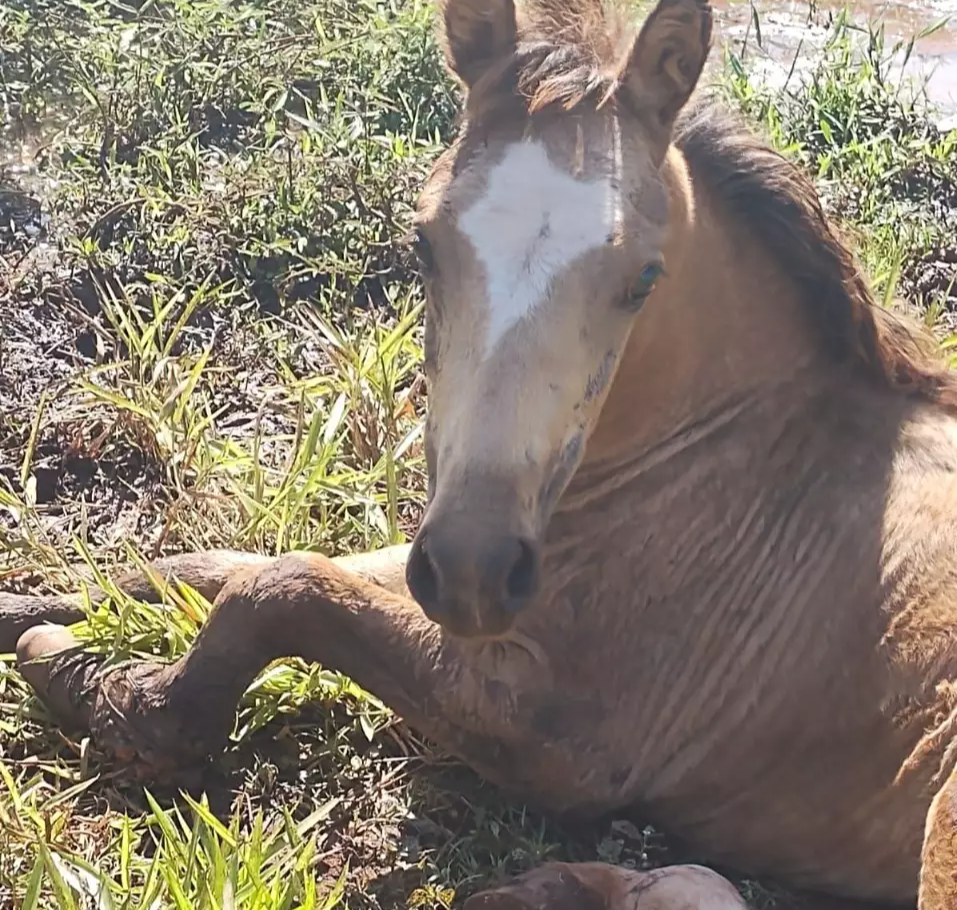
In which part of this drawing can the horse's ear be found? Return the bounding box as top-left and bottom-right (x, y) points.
(439, 0), (517, 90)
(616, 0), (711, 140)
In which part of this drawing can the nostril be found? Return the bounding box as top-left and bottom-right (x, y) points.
(407, 534), (440, 611)
(505, 537), (540, 605)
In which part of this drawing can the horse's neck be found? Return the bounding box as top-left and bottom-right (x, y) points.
(585, 146), (831, 464)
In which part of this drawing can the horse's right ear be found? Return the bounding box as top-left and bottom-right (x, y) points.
(614, 0), (711, 147)
(439, 0), (517, 90)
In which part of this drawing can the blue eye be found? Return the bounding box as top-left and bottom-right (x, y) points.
(640, 263), (662, 284)
(624, 261), (663, 311)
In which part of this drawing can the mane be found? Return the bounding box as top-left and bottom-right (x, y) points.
(672, 100), (957, 412)
(464, 0), (957, 412)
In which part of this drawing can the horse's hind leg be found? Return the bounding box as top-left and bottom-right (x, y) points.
(0, 549), (273, 651)
(919, 759), (957, 908)
(465, 864), (903, 910)
(15, 550), (522, 780)
(0, 546), (412, 653)
(462, 862), (751, 910)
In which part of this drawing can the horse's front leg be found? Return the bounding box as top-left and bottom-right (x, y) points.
(16, 550), (537, 781)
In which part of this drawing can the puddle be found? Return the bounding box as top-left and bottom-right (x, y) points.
(709, 0), (957, 129)
(0, 107), (69, 195)
(0, 112), (68, 287)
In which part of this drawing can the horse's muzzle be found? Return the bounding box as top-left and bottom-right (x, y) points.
(405, 513), (541, 637)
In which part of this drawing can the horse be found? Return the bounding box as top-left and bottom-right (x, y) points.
(7, 0), (957, 905)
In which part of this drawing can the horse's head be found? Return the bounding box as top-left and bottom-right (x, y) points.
(406, 0), (712, 637)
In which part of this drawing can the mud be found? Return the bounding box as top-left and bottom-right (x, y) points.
(712, 0), (957, 123)
(712, 0), (957, 128)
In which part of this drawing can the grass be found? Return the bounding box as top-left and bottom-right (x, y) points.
(0, 0), (955, 907)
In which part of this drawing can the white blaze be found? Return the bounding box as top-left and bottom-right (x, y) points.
(458, 137), (622, 357)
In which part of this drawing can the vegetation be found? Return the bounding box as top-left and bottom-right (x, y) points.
(725, 11), (957, 329)
(0, 0), (954, 906)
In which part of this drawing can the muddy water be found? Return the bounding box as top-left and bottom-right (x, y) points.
(710, 0), (957, 127)
(0, 114), (66, 287)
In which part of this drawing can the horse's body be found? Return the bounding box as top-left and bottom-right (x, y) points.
(7, 0), (957, 906)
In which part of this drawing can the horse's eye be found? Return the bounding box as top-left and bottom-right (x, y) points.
(412, 229), (434, 274)
(623, 261), (664, 312)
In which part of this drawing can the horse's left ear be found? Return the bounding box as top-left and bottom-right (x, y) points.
(615, 0), (712, 142)
(439, 0), (518, 91)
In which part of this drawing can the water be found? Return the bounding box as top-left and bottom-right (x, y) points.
(0, 113), (65, 281)
(710, 0), (957, 128)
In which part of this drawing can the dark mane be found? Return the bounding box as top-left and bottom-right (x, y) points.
(465, 0), (957, 412)
(673, 100), (957, 411)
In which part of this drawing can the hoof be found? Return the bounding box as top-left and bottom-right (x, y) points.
(87, 661), (209, 777)
(17, 624), (100, 730)
(17, 625), (213, 777)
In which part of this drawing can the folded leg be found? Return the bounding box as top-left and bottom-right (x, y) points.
(464, 862), (898, 910)
(1, 545), (411, 653)
(463, 862), (749, 910)
(0, 549), (273, 651)
(17, 549), (541, 784)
